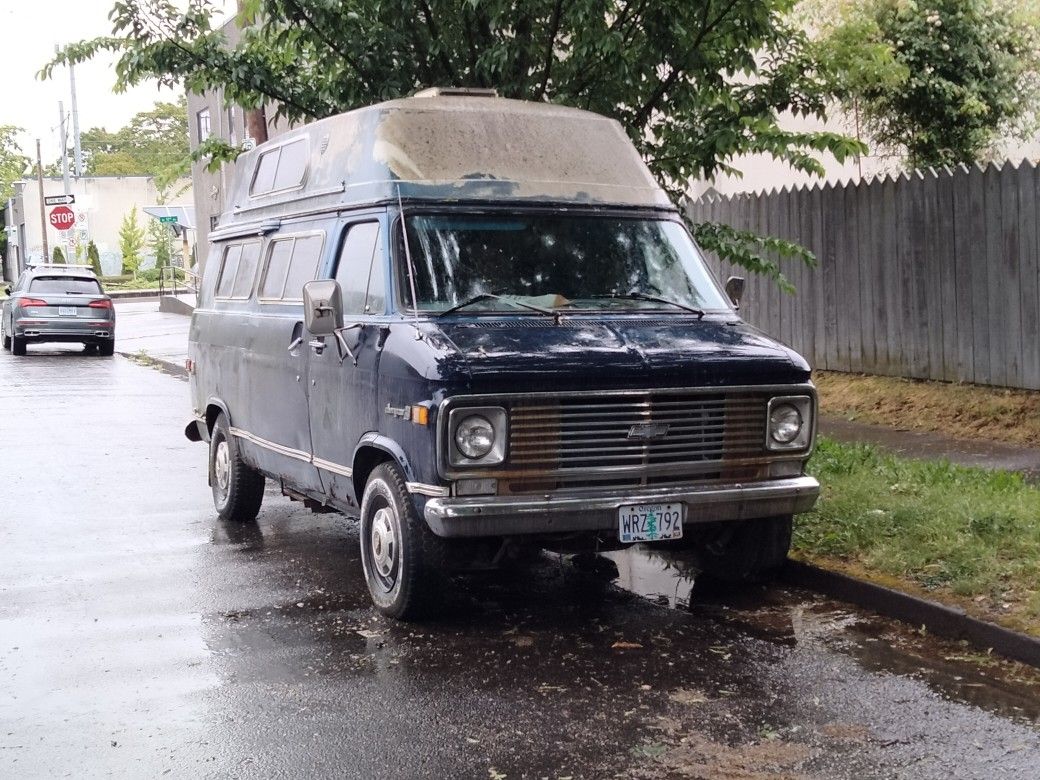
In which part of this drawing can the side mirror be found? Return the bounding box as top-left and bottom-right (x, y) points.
(724, 276), (745, 309)
(303, 279), (343, 336)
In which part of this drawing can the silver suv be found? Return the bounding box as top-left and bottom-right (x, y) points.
(1, 265), (116, 356)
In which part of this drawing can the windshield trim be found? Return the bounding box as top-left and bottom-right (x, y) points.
(389, 207), (735, 317)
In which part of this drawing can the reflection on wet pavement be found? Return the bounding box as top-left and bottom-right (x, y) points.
(604, 544), (1040, 724)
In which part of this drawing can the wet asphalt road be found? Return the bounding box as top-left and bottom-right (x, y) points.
(2, 344), (1040, 779)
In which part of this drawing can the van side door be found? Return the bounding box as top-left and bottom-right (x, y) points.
(307, 213), (388, 505)
(240, 224), (327, 493)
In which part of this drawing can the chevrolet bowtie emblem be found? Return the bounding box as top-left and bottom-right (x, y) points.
(627, 422), (670, 440)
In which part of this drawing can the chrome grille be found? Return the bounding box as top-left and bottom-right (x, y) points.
(499, 390), (774, 493)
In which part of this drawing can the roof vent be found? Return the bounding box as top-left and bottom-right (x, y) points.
(413, 87), (499, 99)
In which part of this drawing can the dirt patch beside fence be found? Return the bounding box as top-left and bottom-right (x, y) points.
(815, 371), (1040, 448)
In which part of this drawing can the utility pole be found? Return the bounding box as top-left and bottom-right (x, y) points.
(69, 62), (83, 176)
(58, 102), (74, 261)
(35, 139), (49, 263)
(58, 102), (71, 197)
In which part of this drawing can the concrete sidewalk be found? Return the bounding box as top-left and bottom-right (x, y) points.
(115, 300), (1040, 478)
(115, 299), (190, 368)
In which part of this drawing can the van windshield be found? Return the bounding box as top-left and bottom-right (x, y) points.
(398, 214), (730, 314)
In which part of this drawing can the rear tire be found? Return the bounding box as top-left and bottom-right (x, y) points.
(12, 335), (26, 356)
(686, 515), (793, 583)
(209, 413), (265, 523)
(2, 322), (10, 351)
(97, 340), (115, 357)
(360, 461), (448, 619)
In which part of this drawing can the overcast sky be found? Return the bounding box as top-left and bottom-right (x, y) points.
(1, 0), (230, 162)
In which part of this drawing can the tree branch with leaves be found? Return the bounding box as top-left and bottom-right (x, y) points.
(45, 0), (871, 286)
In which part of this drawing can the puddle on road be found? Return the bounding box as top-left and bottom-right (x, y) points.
(601, 544), (1040, 724)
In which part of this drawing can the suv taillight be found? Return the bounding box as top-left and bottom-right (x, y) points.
(19, 298), (48, 308)
(88, 299), (113, 309)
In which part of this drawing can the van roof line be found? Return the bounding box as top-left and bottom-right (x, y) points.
(216, 95), (673, 230)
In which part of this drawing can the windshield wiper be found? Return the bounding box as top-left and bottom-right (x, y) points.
(439, 293), (559, 319)
(575, 291), (705, 318)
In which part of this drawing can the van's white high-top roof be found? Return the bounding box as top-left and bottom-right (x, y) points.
(215, 94), (672, 234)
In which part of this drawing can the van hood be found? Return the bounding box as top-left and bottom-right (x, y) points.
(420, 316), (808, 393)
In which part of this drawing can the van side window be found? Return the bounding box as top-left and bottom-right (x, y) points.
(284, 234), (324, 301)
(335, 222), (384, 314)
(250, 138), (308, 196)
(215, 244), (243, 298)
(259, 233), (325, 301)
(231, 241), (261, 298)
(259, 239), (294, 299)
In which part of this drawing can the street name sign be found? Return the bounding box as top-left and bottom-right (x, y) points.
(159, 216), (178, 224)
(44, 194), (75, 206)
(48, 206), (76, 230)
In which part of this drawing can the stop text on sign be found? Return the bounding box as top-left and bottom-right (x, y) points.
(48, 206), (76, 230)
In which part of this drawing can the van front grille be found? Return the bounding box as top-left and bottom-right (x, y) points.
(456, 389), (779, 494)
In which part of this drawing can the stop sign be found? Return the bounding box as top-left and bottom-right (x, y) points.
(49, 206), (76, 230)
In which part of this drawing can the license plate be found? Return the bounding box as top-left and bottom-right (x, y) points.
(618, 503), (684, 543)
(58, 306), (76, 316)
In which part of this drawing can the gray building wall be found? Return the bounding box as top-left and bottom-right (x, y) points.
(187, 18), (294, 269)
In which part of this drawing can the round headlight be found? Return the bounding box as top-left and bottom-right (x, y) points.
(770, 403), (803, 444)
(454, 415), (495, 459)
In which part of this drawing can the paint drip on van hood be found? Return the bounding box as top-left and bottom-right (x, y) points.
(425, 317), (808, 393)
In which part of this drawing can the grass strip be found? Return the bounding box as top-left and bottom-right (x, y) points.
(798, 437), (1040, 636)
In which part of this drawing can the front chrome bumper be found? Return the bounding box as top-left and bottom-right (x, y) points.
(423, 476), (820, 538)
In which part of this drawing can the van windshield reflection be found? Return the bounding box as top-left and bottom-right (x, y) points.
(398, 214), (730, 313)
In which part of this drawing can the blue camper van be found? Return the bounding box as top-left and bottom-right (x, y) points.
(185, 88), (819, 618)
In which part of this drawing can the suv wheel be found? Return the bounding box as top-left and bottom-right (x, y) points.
(209, 413), (265, 522)
(1, 321), (10, 351)
(360, 461), (448, 619)
(686, 515), (793, 583)
(98, 340), (115, 357)
(11, 334), (26, 356)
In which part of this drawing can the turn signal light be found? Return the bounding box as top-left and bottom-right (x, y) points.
(411, 405), (429, 426)
(88, 299), (113, 309)
(19, 298), (48, 308)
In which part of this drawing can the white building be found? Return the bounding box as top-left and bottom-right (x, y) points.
(4, 175), (194, 280)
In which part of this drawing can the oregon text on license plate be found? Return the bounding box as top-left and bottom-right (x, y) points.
(618, 503), (684, 543)
(58, 306), (76, 316)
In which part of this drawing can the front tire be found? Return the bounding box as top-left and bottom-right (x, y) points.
(686, 515), (793, 583)
(12, 335), (26, 356)
(209, 414), (265, 522)
(360, 462), (448, 619)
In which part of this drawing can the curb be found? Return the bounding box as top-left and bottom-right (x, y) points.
(109, 290), (163, 300)
(781, 560), (1040, 669)
(118, 351), (188, 379)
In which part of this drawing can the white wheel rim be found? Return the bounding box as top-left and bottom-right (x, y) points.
(214, 440), (231, 495)
(370, 507), (398, 581)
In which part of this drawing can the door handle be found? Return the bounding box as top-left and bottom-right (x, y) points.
(287, 336), (303, 352)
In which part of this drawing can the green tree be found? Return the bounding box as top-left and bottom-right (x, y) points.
(119, 207), (146, 276)
(0, 126), (30, 204)
(44, 0), (869, 287)
(87, 240), (102, 276)
(148, 219), (173, 270)
(52, 246), (66, 264)
(812, 0), (1040, 168)
(51, 98), (191, 189)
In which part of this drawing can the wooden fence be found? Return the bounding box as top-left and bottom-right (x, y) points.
(687, 159), (1040, 390)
